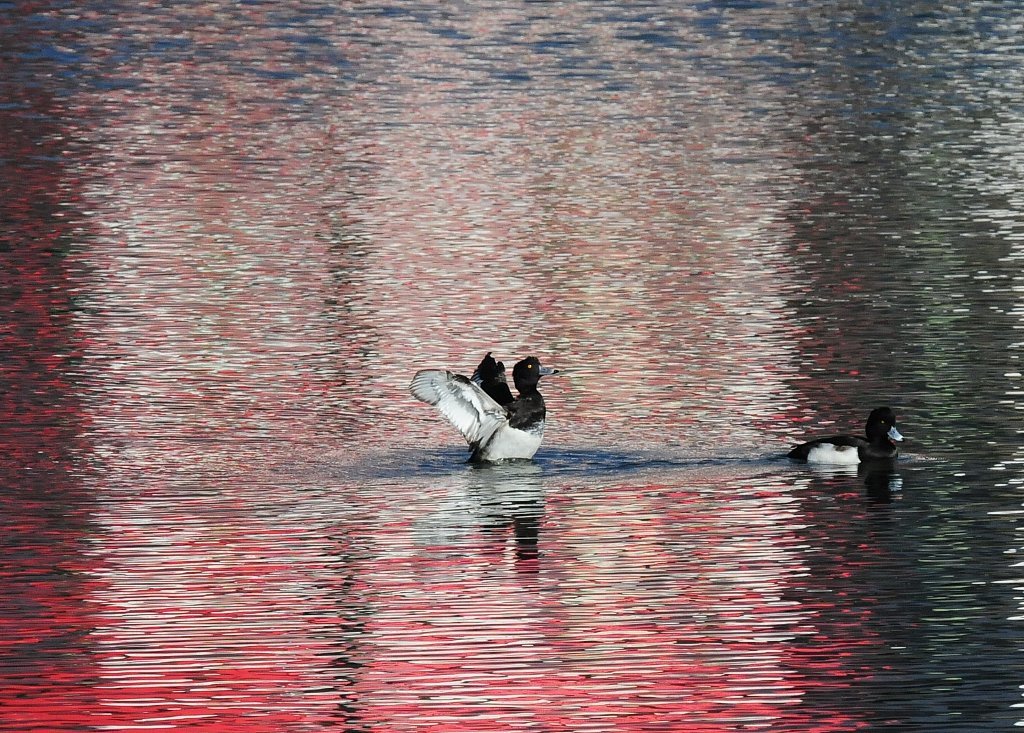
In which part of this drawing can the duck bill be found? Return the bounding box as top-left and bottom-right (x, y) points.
(888, 426), (904, 442)
(539, 366), (560, 377)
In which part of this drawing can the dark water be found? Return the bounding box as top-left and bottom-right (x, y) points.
(3, 2), (1024, 731)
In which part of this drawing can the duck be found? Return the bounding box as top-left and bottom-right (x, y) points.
(787, 407), (904, 464)
(410, 353), (559, 462)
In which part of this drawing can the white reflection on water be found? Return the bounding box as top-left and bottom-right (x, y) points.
(963, 59), (1024, 726)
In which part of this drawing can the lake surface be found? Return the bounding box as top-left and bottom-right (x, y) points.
(3, 1), (1024, 731)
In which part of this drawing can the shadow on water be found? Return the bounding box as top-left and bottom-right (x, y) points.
(333, 445), (791, 482)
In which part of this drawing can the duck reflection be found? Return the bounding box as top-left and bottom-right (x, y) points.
(805, 460), (904, 503)
(860, 460), (903, 503)
(468, 462), (546, 566)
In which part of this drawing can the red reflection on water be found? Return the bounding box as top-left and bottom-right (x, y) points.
(80, 520), (367, 732)
(0, 22), (103, 731)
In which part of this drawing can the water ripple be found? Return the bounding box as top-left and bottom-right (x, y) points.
(3, 1), (1024, 731)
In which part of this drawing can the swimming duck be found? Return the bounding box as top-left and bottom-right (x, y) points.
(411, 353), (559, 462)
(787, 407), (904, 464)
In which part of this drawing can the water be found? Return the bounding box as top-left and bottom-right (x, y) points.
(3, 1), (1024, 731)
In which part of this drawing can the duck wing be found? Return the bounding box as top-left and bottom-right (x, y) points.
(410, 369), (509, 448)
(470, 352), (515, 406)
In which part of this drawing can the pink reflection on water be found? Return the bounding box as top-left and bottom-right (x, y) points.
(322, 6), (811, 453)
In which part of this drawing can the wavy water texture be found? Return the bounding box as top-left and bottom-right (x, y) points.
(2, 2), (1024, 732)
